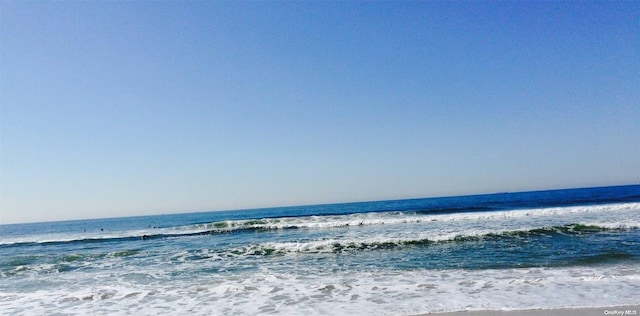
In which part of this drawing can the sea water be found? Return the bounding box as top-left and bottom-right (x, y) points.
(1, 185), (639, 315)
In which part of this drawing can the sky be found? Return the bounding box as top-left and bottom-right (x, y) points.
(1, 1), (639, 224)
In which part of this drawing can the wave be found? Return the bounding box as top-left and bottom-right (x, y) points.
(0, 228), (248, 249)
(2, 202), (638, 248)
(413, 205), (497, 215)
(222, 223), (639, 257)
(191, 202), (640, 232)
(0, 249), (144, 277)
(3, 223), (637, 276)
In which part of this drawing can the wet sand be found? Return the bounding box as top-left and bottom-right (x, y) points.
(419, 305), (639, 316)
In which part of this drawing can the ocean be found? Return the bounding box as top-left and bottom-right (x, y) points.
(1, 185), (639, 315)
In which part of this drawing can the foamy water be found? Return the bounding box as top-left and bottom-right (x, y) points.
(2, 263), (638, 315)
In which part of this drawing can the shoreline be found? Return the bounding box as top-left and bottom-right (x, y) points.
(418, 305), (639, 316)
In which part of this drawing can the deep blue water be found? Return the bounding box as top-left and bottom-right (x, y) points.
(1, 185), (639, 315)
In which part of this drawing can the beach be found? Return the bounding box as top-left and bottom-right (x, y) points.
(425, 305), (639, 316)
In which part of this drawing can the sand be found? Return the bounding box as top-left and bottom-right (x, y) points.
(419, 305), (639, 316)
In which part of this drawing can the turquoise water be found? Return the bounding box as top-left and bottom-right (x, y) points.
(1, 185), (639, 315)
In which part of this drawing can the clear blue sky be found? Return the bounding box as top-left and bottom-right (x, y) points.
(1, 1), (639, 224)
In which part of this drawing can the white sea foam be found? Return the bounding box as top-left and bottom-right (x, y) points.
(1, 263), (638, 315)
